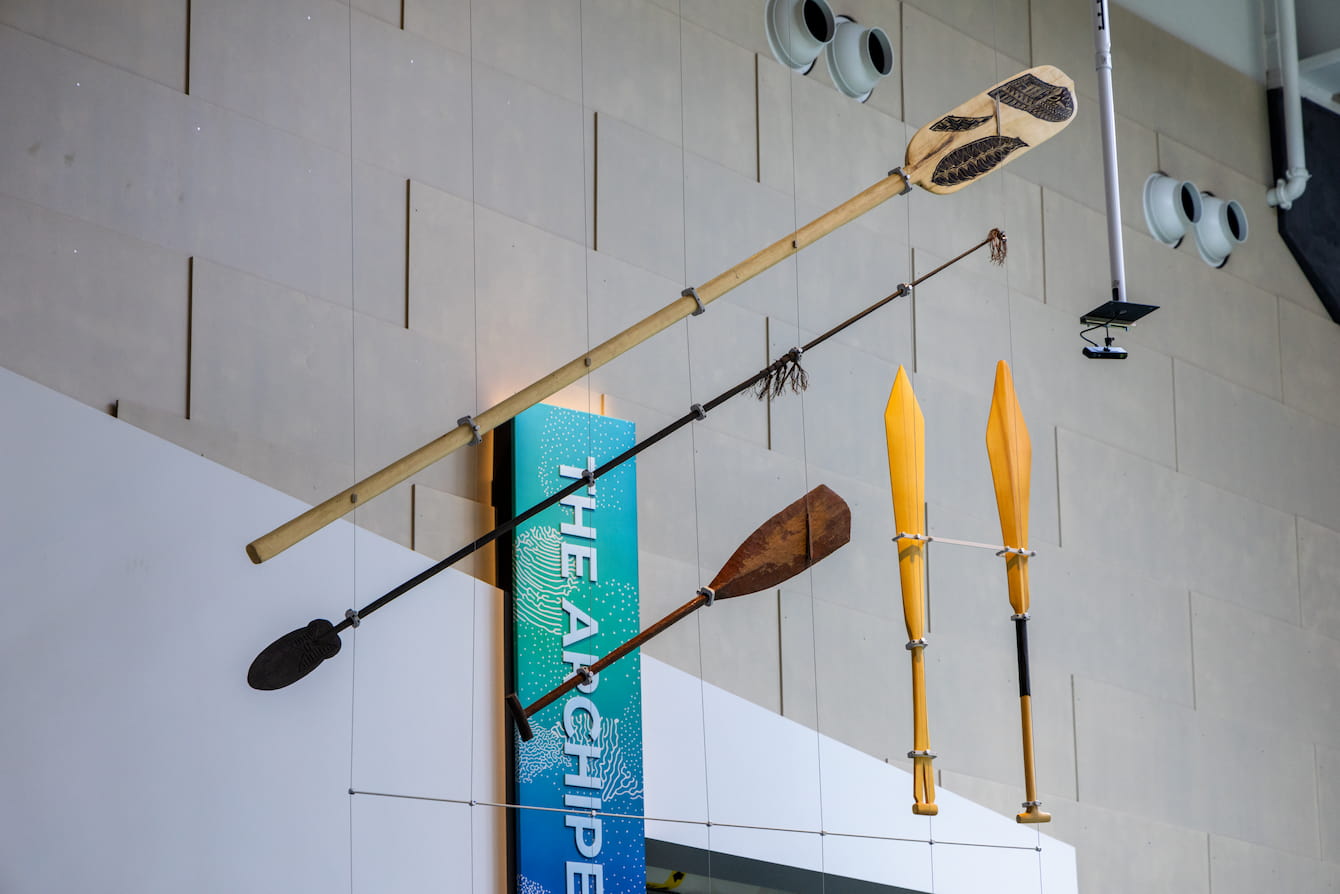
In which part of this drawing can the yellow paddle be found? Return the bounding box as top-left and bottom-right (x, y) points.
(883, 366), (936, 815)
(985, 360), (1050, 823)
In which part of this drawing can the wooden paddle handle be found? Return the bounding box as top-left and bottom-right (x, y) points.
(508, 592), (709, 741)
(246, 174), (910, 564)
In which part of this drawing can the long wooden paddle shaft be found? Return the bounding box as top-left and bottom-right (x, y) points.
(251, 65), (1076, 563)
(246, 175), (909, 564)
(515, 592), (708, 727)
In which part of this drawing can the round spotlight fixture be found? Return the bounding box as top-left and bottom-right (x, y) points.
(1193, 193), (1248, 268)
(765, 0), (837, 75)
(1142, 172), (1202, 248)
(825, 16), (894, 101)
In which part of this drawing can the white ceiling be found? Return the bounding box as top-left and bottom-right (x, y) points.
(1115, 0), (1340, 97)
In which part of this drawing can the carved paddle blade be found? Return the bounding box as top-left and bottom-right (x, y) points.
(905, 65), (1076, 195)
(985, 361), (1032, 615)
(247, 618), (342, 690)
(708, 484), (851, 599)
(884, 366), (928, 641)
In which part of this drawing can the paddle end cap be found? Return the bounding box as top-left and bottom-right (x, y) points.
(912, 803), (939, 816)
(1017, 806), (1052, 824)
(506, 693), (534, 742)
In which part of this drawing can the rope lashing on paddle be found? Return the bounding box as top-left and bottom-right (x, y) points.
(754, 228), (1008, 400)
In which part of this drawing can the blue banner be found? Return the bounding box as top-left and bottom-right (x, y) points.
(510, 404), (644, 894)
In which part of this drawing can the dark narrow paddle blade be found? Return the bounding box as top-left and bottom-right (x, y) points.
(708, 484), (851, 599)
(247, 618), (343, 690)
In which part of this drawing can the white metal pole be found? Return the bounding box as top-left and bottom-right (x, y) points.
(1092, 0), (1127, 302)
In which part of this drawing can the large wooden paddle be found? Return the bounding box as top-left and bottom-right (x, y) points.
(506, 485), (851, 741)
(883, 366), (936, 815)
(246, 66), (1076, 564)
(985, 361), (1050, 824)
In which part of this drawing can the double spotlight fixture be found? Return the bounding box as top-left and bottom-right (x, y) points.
(1143, 172), (1249, 268)
(765, 0), (894, 101)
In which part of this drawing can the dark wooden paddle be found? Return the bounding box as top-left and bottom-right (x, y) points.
(506, 484), (852, 741)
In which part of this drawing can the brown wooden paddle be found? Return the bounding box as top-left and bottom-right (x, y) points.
(245, 66), (1075, 564)
(505, 485), (851, 741)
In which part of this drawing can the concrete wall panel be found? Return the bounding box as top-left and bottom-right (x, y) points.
(353, 165), (409, 327)
(402, 0), (470, 55)
(189, 259), (354, 464)
(1280, 297), (1340, 428)
(190, 0), (351, 151)
(1208, 833), (1340, 894)
(470, 0), (582, 103)
(0, 196), (188, 415)
(1191, 590), (1340, 747)
(681, 21), (757, 180)
(352, 12), (473, 201)
(471, 62), (587, 244)
(789, 75), (909, 242)
(1, 0), (186, 90)
(683, 153), (797, 324)
(792, 216), (914, 366)
(756, 52), (796, 195)
(1074, 675), (1319, 854)
(1299, 517), (1340, 643)
(581, 0), (683, 146)
(912, 248), (1014, 394)
(1175, 359), (1340, 531)
(407, 179), (475, 341)
(595, 113), (685, 281)
(1320, 743), (1340, 865)
(471, 207), (588, 409)
(585, 251), (694, 417)
(1057, 428), (1301, 623)
(810, 596), (905, 761)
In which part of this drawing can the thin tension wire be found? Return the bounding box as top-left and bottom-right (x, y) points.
(328, 229), (1006, 635)
(345, 789), (1045, 853)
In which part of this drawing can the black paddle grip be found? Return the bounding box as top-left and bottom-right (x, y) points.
(1013, 616), (1031, 697)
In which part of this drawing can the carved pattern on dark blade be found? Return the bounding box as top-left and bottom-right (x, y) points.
(931, 136), (1028, 187)
(988, 73), (1075, 122)
(930, 114), (993, 132)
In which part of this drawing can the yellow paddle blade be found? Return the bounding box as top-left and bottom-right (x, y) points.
(904, 65), (1077, 196)
(884, 367), (927, 641)
(985, 360), (1032, 615)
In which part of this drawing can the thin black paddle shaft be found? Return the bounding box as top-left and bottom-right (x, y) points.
(248, 232), (1002, 690)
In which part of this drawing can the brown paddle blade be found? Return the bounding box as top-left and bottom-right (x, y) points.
(509, 485), (851, 740)
(709, 484), (851, 599)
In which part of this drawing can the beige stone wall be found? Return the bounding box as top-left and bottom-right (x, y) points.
(3, 0), (1339, 890)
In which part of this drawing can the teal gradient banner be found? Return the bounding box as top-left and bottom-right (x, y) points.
(510, 404), (644, 894)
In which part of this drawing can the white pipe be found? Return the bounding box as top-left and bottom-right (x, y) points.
(1092, 0), (1127, 302)
(1267, 0), (1310, 209)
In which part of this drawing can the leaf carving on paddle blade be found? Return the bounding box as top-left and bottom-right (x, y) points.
(929, 114), (993, 132)
(931, 136), (1028, 187)
(988, 73), (1075, 122)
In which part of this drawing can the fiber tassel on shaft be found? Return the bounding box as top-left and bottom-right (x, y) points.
(989, 227), (1008, 265)
(755, 348), (808, 400)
